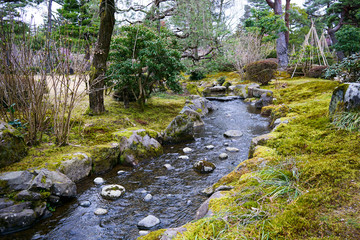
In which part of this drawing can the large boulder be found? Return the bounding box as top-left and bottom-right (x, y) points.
(114, 129), (162, 166)
(181, 97), (216, 116)
(255, 92), (273, 109)
(193, 160), (216, 173)
(248, 133), (277, 158)
(195, 191), (224, 220)
(91, 143), (121, 173)
(137, 215), (161, 230)
(0, 171), (33, 193)
(329, 83), (360, 118)
(58, 152), (92, 182)
(248, 87), (273, 98)
(0, 121), (28, 168)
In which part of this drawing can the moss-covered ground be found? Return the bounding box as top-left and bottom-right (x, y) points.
(140, 77), (360, 239)
(0, 93), (185, 172)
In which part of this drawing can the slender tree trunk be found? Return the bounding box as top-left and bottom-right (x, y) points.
(89, 0), (115, 114)
(155, 0), (161, 34)
(266, 0), (289, 69)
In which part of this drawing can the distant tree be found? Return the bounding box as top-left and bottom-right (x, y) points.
(107, 24), (184, 110)
(305, 0), (360, 60)
(89, 0), (115, 114)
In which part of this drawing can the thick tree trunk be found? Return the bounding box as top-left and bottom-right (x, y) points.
(328, 29), (345, 61)
(266, 0), (289, 69)
(89, 0), (115, 114)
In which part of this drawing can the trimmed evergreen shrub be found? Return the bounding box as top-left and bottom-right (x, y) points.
(306, 65), (328, 78)
(245, 60), (278, 85)
(189, 69), (206, 80)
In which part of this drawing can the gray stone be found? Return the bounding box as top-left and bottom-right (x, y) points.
(205, 145), (214, 150)
(94, 177), (105, 185)
(163, 164), (174, 170)
(94, 208), (108, 215)
(0, 198), (14, 210)
(183, 97), (216, 116)
(195, 191), (224, 220)
(144, 194), (152, 202)
(0, 171), (33, 192)
(224, 130), (243, 138)
(100, 184), (125, 199)
(210, 86), (227, 92)
(49, 195), (60, 204)
(233, 85), (248, 98)
(329, 83), (360, 118)
(79, 200), (91, 207)
(248, 87), (273, 98)
(226, 147), (239, 152)
(219, 153), (228, 159)
(201, 186), (214, 196)
(162, 115), (196, 144)
(193, 160), (216, 173)
(178, 155), (189, 160)
(139, 230), (150, 236)
(206, 96), (240, 101)
(214, 185), (234, 192)
(0, 208), (36, 234)
(183, 147), (193, 153)
(248, 133), (276, 158)
(15, 190), (41, 201)
(0, 120), (28, 168)
(59, 152), (92, 182)
(255, 92), (273, 109)
(137, 215), (160, 229)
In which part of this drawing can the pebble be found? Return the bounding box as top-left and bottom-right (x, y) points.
(101, 184), (125, 199)
(137, 215), (161, 229)
(79, 200), (91, 207)
(94, 208), (108, 215)
(144, 194), (152, 202)
(178, 155), (189, 160)
(226, 147), (240, 152)
(224, 130), (243, 138)
(183, 147), (193, 153)
(139, 230), (150, 236)
(117, 170), (126, 175)
(205, 145), (214, 150)
(219, 153), (228, 159)
(186, 200), (192, 205)
(224, 142), (229, 146)
(163, 164), (174, 170)
(94, 177), (105, 185)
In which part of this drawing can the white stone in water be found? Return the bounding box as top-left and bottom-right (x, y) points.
(205, 145), (214, 150)
(94, 177), (105, 185)
(183, 147), (193, 153)
(144, 194), (152, 202)
(139, 230), (150, 236)
(79, 200), (91, 207)
(94, 208), (108, 215)
(137, 215), (160, 229)
(224, 142), (229, 146)
(100, 184), (125, 199)
(224, 130), (243, 138)
(226, 147), (240, 152)
(163, 164), (174, 170)
(187, 200), (192, 206)
(219, 153), (228, 159)
(178, 155), (189, 160)
(117, 170), (126, 175)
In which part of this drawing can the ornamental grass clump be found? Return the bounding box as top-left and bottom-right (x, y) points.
(245, 60), (278, 85)
(332, 111), (360, 132)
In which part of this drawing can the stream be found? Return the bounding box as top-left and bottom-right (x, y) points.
(6, 99), (270, 240)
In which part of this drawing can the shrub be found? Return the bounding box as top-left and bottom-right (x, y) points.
(306, 66), (328, 78)
(189, 69), (206, 81)
(245, 60), (278, 85)
(217, 76), (226, 86)
(325, 53), (360, 82)
(287, 66), (304, 77)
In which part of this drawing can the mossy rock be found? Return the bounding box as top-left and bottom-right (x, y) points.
(329, 83), (360, 119)
(91, 143), (120, 174)
(0, 121), (28, 168)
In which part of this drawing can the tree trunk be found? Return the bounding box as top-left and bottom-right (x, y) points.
(155, 0), (161, 34)
(89, 0), (115, 114)
(328, 29), (345, 61)
(266, 0), (289, 69)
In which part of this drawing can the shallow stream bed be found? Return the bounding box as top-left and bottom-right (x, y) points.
(7, 99), (269, 240)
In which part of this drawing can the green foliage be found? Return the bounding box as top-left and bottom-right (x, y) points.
(334, 25), (360, 56)
(245, 60), (278, 85)
(107, 24), (184, 109)
(325, 53), (360, 82)
(244, 9), (287, 42)
(332, 111), (360, 132)
(189, 69), (206, 81)
(217, 76), (226, 86)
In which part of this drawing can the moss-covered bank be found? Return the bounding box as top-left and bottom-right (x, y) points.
(140, 78), (360, 239)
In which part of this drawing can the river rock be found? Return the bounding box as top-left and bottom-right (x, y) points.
(226, 147), (239, 152)
(248, 87), (273, 98)
(193, 160), (216, 173)
(161, 114), (197, 144)
(219, 153), (228, 159)
(210, 86), (226, 92)
(94, 177), (105, 185)
(94, 208), (108, 215)
(195, 191), (224, 220)
(248, 133), (276, 158)
(0, 120), (28, 168)
(163, 164), (174, 170)
(117, 170), (126, 175)
(15, 190), (41, 201)
(160, 227), (187, 240)
(58, 152), (92, 182)
(0, 202), (37, 234)
(233, 85), (248, 98)
(224, 130), (243, 138)
(182, 97), (216, 117)
(139, 230), (150, 236)
(183, 147), (193, 153)
(255, 92), (273, 109)
(178, 155), (189, 160)
(0, 171), (33, 192)
(100, 184), (125, 199)
(0, 198), (14, 210)
(79, 200), (91, 207)
(144, 194), (152, 202)
(329, 83), (360, 118)
(205, 145), (214, 150)
(91, 142), (121, 173)
(137, 215), (160, 229)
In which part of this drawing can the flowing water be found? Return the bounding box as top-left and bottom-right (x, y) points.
(7, 99), (269, 240)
